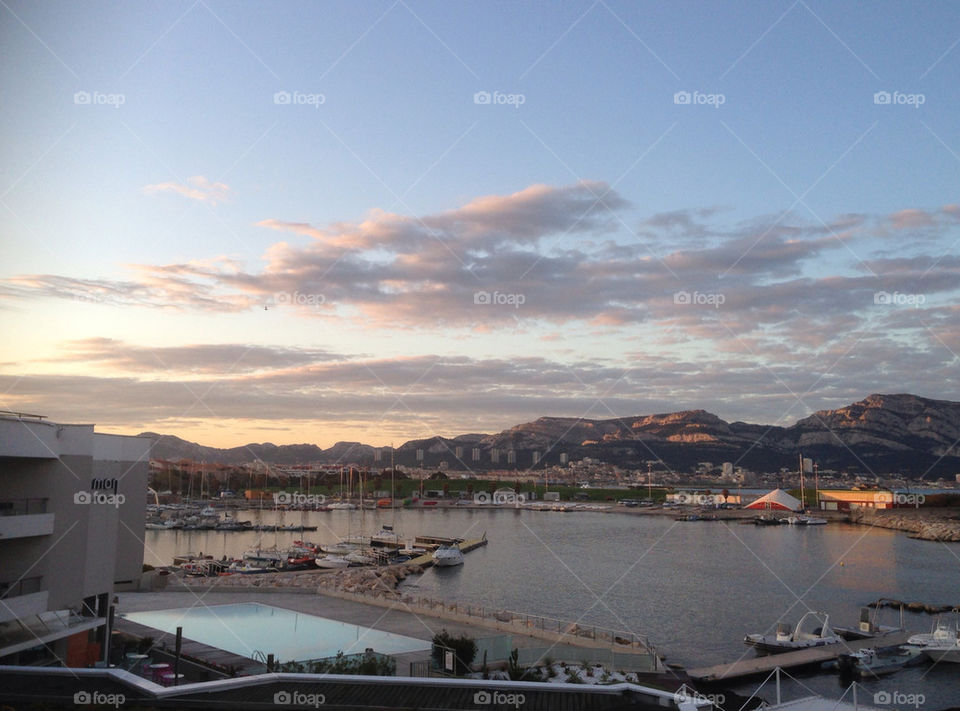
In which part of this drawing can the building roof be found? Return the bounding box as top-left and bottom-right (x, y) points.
(745, 488), (801, 511)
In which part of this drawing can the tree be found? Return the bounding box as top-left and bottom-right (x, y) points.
(431, 630), (476, 675)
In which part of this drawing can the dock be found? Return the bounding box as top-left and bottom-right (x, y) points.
(687, 630), (911, 682)
(407, 537), (488, 568)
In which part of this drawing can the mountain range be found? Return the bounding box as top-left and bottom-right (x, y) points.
(141, 393), (960, 477)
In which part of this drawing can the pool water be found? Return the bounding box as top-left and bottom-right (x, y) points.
(122, 602), (431, 662)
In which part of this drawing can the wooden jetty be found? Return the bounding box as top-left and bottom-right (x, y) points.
(406, 538), (487, 568)
(687, 630), (911, 682)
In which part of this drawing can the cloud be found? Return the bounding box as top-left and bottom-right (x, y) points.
(142, 175), (231, 205)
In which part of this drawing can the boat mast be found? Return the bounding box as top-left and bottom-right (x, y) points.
(798, 453), (806, 510)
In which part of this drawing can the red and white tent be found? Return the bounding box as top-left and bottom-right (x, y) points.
(745, 488), (801, 511)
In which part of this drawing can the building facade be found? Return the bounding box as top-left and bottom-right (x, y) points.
(0, 412), (150, 667)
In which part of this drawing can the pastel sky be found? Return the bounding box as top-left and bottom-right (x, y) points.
(1, 1), (958, 448)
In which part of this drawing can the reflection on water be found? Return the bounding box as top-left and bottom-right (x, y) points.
(145, 508), (960, 705)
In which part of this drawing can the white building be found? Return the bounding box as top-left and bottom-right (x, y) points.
(0, 412), (150, 667)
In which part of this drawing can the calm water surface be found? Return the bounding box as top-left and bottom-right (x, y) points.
(145, 508), (960, 707)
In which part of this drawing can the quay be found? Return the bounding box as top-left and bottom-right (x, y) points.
(687, 630), (911, 682)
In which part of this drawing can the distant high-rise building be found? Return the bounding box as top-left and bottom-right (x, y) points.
(374, 448), (382, 463)
(507, 450), (516, 465)
(416, 449), (424, 462)
(491, 449), (500, 464)
(560, 453), (568, 465)
(455, 446), (463, 459)
(472, 448), (480, 462)
(532, 451), (540, 465)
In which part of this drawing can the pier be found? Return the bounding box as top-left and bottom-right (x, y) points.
(687, 630), (911, 682)
(406, 537), (488, 568)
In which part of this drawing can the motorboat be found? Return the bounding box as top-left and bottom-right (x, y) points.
(344, 551), (373, 565)
(228, 559), (279, 574)
(432, 544), (465, 567)
(370, 525), (402, 548)
(833, 604), (904, 640)
(920, 633), (960, 663)
(744, 611), (843, 652)
(827, 646), (925, 677)
(315, 555), (350, 569)
(907, 616), (958, 647)
(786, 515), (827, 525)
(753, 515), (782, 526)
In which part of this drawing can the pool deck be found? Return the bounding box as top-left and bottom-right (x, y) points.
(117, 589), (550, 677)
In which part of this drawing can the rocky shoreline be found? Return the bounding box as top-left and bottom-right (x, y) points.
(175, 563), (424, 595)
(848, 507), (960, 542)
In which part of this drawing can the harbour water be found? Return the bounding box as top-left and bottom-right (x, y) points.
(144, 508), (960, 706)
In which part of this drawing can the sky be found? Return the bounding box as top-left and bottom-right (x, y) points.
(1, 0), (958, 448)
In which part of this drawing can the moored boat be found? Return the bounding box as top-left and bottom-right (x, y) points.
(432, 543), (465, 567)
(745, 611), (843, 653)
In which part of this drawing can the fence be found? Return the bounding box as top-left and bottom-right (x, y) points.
(473, 635), (659, 673)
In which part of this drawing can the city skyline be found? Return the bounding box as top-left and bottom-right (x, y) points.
(2, 1), (959, 447)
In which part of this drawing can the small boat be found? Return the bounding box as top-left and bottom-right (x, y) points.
(919, 632), (960, 663)
(828, 646), (925, 676)
(173, 552), (212, 566)
(327, 502), (357, 510)
(370, 525), (402, 548)
(786, 515), (827, 525)
(228, 560), (279, 574)
(432, 544), (464, 567)
(315, 555), (350, 569)
(907, 616), (958, 647)
(745, 611), (843, 652)
(753, 515), (782, 526)
(344, 551), (373, 565)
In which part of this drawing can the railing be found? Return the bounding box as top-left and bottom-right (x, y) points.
(398, 595), (656, 656)
(0, 498), (48, 516)
(0, 575), (43, 599)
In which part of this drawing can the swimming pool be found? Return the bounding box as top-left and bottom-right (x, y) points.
(122, 603), (431, 662)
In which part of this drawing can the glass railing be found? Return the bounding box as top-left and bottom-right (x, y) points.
(0, 575), (43, 599)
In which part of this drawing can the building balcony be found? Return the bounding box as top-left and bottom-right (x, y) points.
(0, 499), (54, 540)
(0, 576), (48, 624)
